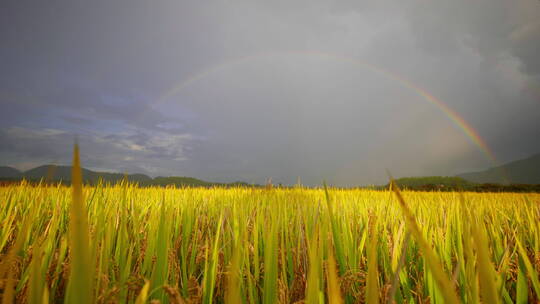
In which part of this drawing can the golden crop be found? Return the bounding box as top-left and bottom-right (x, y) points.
(0, 149), (538, 303)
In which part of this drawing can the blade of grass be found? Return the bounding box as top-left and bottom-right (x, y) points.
(262, 217), (278, 304)
(135, 280), (151, 304)
(226, 221), (244, 304)
(390, 179), (460, 304)
(516, 256), (528, 304)
(366, 213), (379, 304)
(65, 142), (93, 304)
(1, 215), (31, 304)
(471, 218), (500, 304)
(326, 243), (343, 304)
(515, 237), (540, 298)
(27, 243), (44, 304)
(323, 182), (346, 276)
(151, 197), (171, 302)
(202, 214), (223, 304)
(387, 232), (410, 304)
(305, 226), (321, 304)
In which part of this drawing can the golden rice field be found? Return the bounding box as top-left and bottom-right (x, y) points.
(0, 150), (539, 303)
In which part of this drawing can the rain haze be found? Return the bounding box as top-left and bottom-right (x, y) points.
(1, 0), (540, 186)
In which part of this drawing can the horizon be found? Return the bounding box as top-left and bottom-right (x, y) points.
(2, 0), (540, 186)
(2, 150), (539, 187)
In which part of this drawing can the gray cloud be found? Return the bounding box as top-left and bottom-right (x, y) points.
(405, 0), (540, 76)
(0, 127), (194, 175)
(1, 0), (539, 185)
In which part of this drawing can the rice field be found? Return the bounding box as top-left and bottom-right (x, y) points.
(0, 148), (539, 303)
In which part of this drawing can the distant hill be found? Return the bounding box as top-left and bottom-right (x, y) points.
(390, 176), (474, 190)
(383, 175), (540, 192)
(146, 176), (252, 187)
(148, 176), (213, 187)
(0, 164), (254, 187)
(23, 165), (152, 183)
(0, 166), (22, 178)
(457, 153), (540, 184)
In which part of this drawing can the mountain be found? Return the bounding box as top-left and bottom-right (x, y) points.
(147, 176), (256, 187)
(0, 166), (22, 178)
(0, 164), (254, 187)
(391, 176), (474, 189)
(23, 165), (152, 183)
(148, 176), (213, 187)
(457, 153), (540, 184)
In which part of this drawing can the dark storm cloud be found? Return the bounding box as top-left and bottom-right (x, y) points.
(405, 0), (540, 76)
(0, 127), (194, 175)
(0, 73), (188, 133)
(1, 0), (539, 185)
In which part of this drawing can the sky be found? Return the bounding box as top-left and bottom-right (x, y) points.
(1, 0), (540, 186)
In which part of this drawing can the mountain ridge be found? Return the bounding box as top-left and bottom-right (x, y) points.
(23, 165), (152, 183)
(0, 166), (22, 178)
(457, 153), (540, 184)
(1, 152), (539, 187)
(0, 164), (251, 187)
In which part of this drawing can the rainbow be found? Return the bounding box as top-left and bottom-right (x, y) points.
(155, 50), (499, 165)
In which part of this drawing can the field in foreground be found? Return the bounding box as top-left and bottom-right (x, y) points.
(0, 183), (539, 303)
